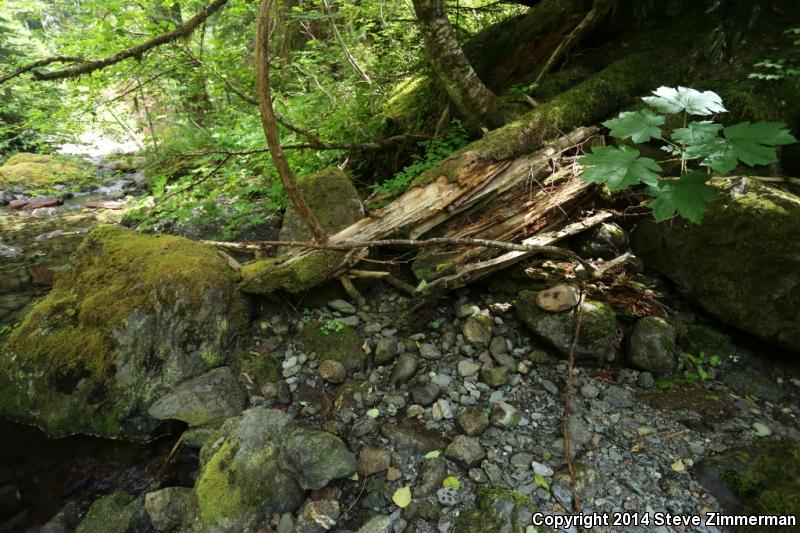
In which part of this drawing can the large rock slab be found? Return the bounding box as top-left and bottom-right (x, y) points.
(0, 225), (249, 440)
(516, 291), (617, 363)
(632, 179), (800, 353)
(0, 153), (95, 194)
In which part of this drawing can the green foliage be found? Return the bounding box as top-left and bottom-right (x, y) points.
(320, 319), (344, 336)
(749, 28), (800, 80)
(678, 351), (720, 382)
(580, 86), (798, 223)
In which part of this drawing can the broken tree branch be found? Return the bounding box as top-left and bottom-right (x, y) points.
(1, 0), (229, 84)
(563, 290), (587, 530)
(256, 0), (328, 243)
(533, 0), (615, 86)
(321, 0), (372, 84)
(0, 56), (84, 84)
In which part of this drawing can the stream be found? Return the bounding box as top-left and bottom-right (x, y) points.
(0, 141), (200, 531)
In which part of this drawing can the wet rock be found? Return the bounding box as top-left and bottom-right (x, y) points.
(412, 383), (440, 406)
(490, 401), (521, 428)
(456, 407), (490, 437)
(143, 487), (198, 532)
(516, 293), (617, 363)
(295, 499), (340, 532)
(357, 446), (391, 476)
(328, 299), (357, 314)
(418, 343), (442, 360)
(77, 493), (150, 533)
(195, 408), (304, 528)
(319, 359), (348, 384)
(148, 366), (246, 427)
(722, 370), (785, 403)
(415, 456), (448, 497)
(457, 360), (481, 377)
(631, 179), (800, 354)
(357, 515), (393, 533)
(481, 365), (508, 387)
(627, 316), (677, 375)
(445, 435), (486, 467)
(463, 315), (493, 347)
(575, 222), (629, 259)
(535, 284), (581, 312)
(280, 427), (357, 490)
(389, 354), (418, 387)
(374, 337), (398, 365)
(0, 226), (249, 440)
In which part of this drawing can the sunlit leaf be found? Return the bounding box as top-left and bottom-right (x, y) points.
(643, 86), (727, 116)
(392, 486), (412, 508)
(603, 109), (665, 142)
(580, 145), (662, 191)
(649, 172), (719, 223)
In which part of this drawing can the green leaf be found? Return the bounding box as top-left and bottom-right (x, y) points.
(703, 122), (797, 172)
(533, 473), (550, 491)
(671, 121), (723, 159)
(649, 172), (719, 224)
(603, 109), (665, 142)
(442, 476), (461, 489)
(643, 86), (727, 116)
(392, 486), (412, 508)
(580, 146), (662, 191)
(424, 450), (441, 459)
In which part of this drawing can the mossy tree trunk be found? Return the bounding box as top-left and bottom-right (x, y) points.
(412, 0), (504, 131)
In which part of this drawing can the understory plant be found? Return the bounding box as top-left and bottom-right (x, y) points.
(579, 86), (798, 223)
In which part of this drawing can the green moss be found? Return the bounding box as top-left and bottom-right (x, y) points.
(681, 325), (733, 358)
(5, 225), (243, 376)
(195, 440), (243, 525)
(715, 440), (800, 528)
(77, 493), (144, 533)
(454, 486), (541, 533)
(300, 320), (365, 371)
(240, 250), (347, 295)
(242, 354), (281, 384)
(0, 153), (96, 192)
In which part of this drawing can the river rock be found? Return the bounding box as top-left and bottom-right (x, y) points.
(631, 178), (800, 354)
(357, 446), (391, 476)
(575, 222), (629, 259)
(318, 359), (347, 384)
(195, 408), (305, 528)
(535, 284), (581, 312)
(357, 515), (393, 533)
(77, 493), (150, 533)
(389, 353), (418, 387)
(456, 407), (489, 437)
(516, 292), (617, 363)
(143, 487), (198, 532)
(454, 486), (536, 533)
(0, 226), (249, 440)
(279, 427), (357, 490)
(278, 167), (364, 253)
(373, 337), (398, 365)
(147, 366), (246, 427)
(627, 316), (678, 375)
(301, 320), (366, 372)
(463, 315), (493, 347)
(295, 499), (340, 533)
(445, 435), (486, 467)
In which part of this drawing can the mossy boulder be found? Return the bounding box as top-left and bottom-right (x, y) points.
(278, 167), (364, 248)
(631, 179), (800, 354)
(626, 316), (678, 375)
(300, 320), (366, 371)
(516, 291), (617, 363)
(77, 493), (150, 533)
(0, 153), (96, 194)
(574, 222), (630, 259)
(195, 407), (355, 529)
(0, 225), (249, 440)
(454, 486), (544, 533)
(696, 440), (800, 531)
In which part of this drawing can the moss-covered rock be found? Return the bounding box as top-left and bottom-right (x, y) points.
(300, 320), (366, 371)
(0, 225), (249, 439)
(454, 486), (544, 533)
(516, 291), (617, 363)
(77, 493), (150, 533)
(278, 167), (364, 250)
(574, 222), (629, 259)
(626, 316), (678, 375)
(239, 249), (347, 295)
(696, 440), (800, 531)
(0, 153), (96, 194)
(631, 179), (800, 354)
(195, 408), (304, 528)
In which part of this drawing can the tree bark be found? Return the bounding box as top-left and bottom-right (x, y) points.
(256, 0), (328, 243)
(412, 0), (504, 131)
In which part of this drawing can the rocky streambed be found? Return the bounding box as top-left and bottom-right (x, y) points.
(0, 164), (798, 532)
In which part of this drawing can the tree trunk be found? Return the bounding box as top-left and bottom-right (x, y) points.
(412, 0), (504, 131)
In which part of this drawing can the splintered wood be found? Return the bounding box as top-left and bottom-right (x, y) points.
(238, 126), (610, 294)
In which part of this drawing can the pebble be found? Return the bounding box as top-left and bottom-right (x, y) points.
(752, 421), (772, 437)
(532, 461), (554, 477)
(481, 366), (508, 387)
(581, 383), (600, 399)
(490, 401), (520, 428)
(445, 435), (486, 467)
(389, 354), (418, 387)
(431, 374), (452, 387)
(456, 407), (489, 437)
(406, 405), (425, 418)
(419, 343), (442, 360)
(318, 360), (347, 384)
(457, 360), (481, 377)
(328, 299), (356, 314)
(432, 399), (454, 421)
(412, 383), (440, 406)
(536, 284), (580, 312)
(437, 487), (459, 506)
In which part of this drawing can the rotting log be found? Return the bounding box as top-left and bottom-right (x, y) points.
(239, 126), (600, 295)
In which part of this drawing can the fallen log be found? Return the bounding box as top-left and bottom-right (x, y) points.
(237, 126), (601, 295)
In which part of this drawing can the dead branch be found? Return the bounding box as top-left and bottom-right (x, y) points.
(0, 56), (84, 84)
(533, 0), (615, 86)
(321, 0), (372, 84)
(256, 0), (328, 243)
(563, 290), (587, 530)
(1, 0), (229, 85)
